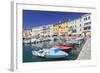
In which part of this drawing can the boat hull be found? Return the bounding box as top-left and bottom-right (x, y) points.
(45, 55), (67, 58)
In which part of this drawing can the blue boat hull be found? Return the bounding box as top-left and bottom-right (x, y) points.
(44, 47), (69, 58)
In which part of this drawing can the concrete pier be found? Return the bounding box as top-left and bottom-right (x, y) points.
(77, 38), (91, 60)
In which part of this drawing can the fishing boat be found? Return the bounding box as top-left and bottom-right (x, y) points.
(51, 44), (73, 50)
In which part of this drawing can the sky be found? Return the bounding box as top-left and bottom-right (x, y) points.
(23, 10), (87, 29)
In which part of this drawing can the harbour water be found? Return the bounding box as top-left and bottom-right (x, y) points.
(23, 43), (80, 63)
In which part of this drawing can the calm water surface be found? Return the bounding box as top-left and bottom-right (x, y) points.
(23, 43), (79, 63)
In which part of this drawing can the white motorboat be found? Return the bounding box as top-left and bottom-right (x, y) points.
(32, 47), (68, 58)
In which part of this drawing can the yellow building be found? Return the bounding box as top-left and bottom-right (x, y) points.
(58, 21), (69, 36)
(52, 24), (59, 36)
(52, 21), (69, 36)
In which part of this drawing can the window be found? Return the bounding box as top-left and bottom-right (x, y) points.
(84, 17), (87, 21)
(84, 23), (88, 25)
(88, 26), (91, 29)
(84, 18), (85, 21)
(80, 24), (81, 26)
(84, 26), (91, 30)
(84, 27), (87, 30)
(86, 17), (87, 20)
(84, 22), (91, 25)
(89, 22), (91, 24)
(70, 26), (72, 28)
(88, 16), (90, 19)
(72, 29), (77, 33)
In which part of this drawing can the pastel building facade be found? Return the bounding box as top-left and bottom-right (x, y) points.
(76, 18), (82, 36)
(69, 20), (77, 35)
(69, 13), (91, 37)
(69, 18), (82, 36)
(58, 21), (69, 36)
(23, 29), (32, 38)
(23, 13), (91, 43)
(31, 26), (43, 38)
(52, 21), (69, 36)
(81, 13), (91, 37)
(30, 24), (53, 42)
